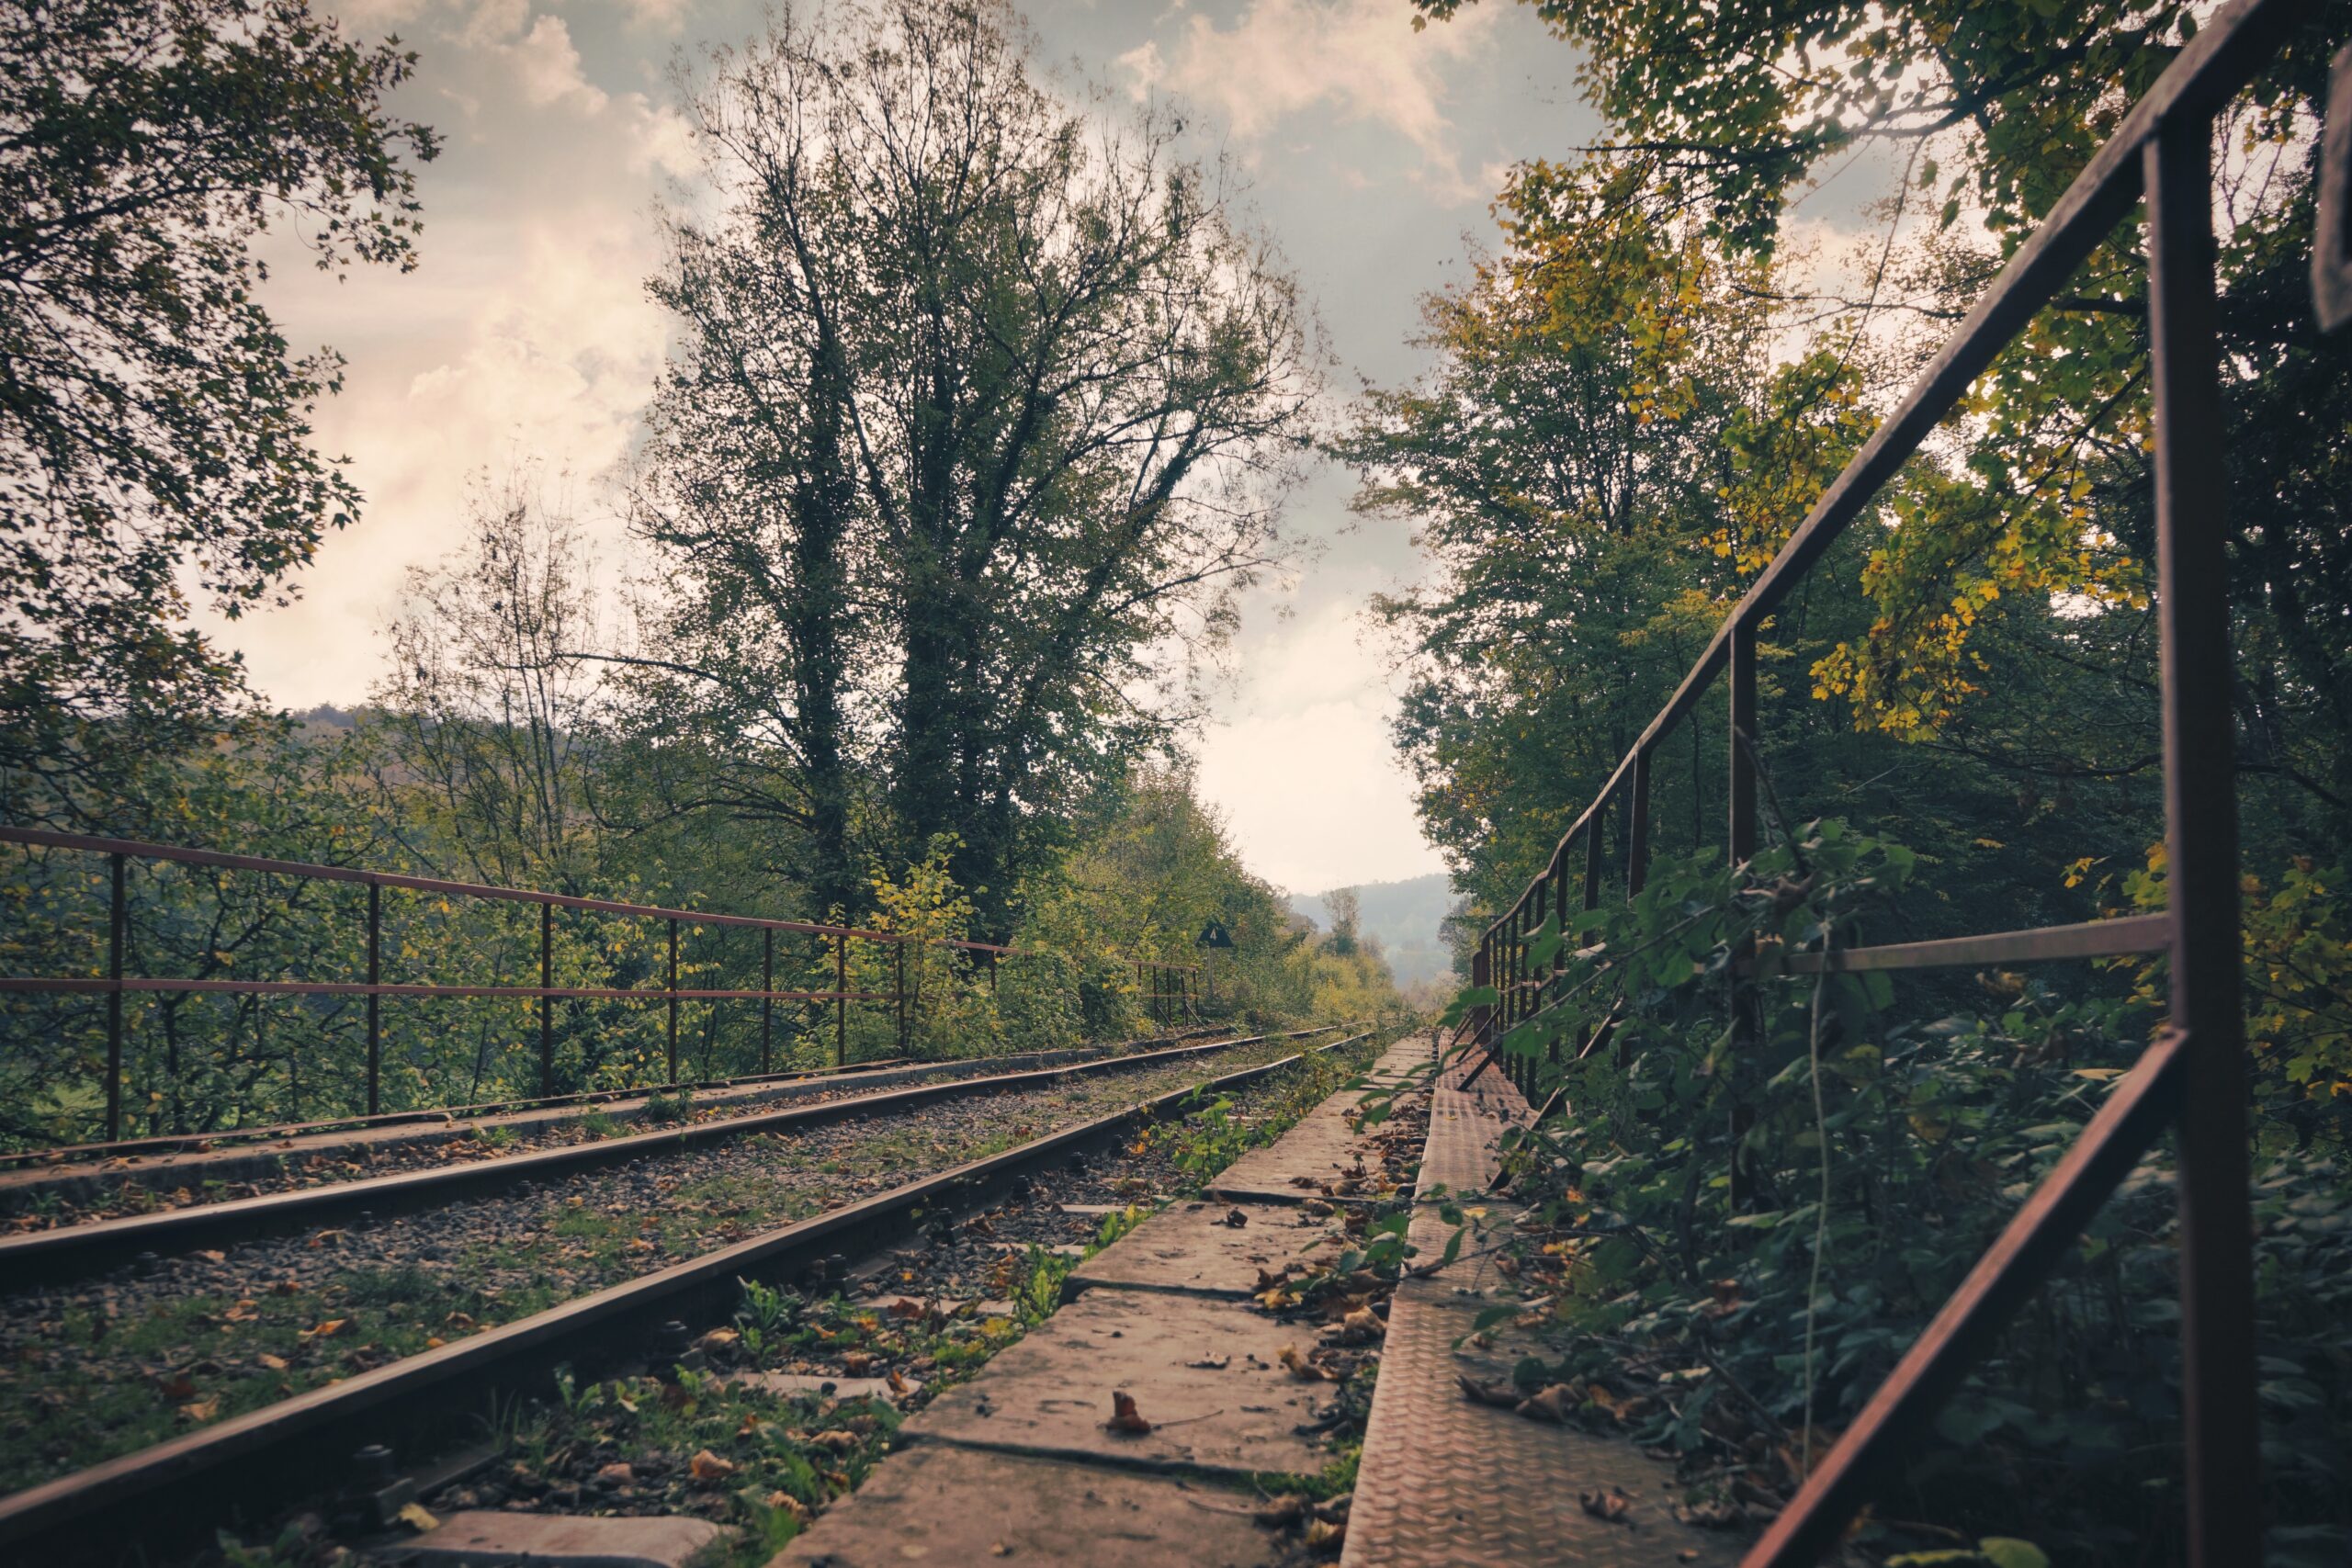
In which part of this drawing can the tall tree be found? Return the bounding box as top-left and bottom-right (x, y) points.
(0, 0), (436, 819)
(629, 0), (1318, 930)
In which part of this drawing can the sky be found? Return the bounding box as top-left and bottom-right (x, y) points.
(217, 0), (1609, 897)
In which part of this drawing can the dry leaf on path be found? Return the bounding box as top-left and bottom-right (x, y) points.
(689, 1449), (736, 1481)
(1305, 1517), (1346, 1552)
(1579, 1486), (1634, 1525)
(1102, 1390), (1152, 1434)
(300, 1318), (346, 1340)
(395, 1502), (439, 1532)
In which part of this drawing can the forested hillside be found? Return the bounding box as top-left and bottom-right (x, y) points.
(1288, 872), (1456, 986)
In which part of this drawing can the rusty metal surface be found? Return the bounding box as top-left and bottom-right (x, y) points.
(1347, 1033), (1744, 1566)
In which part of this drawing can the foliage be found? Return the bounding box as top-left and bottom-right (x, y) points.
(0, 0), (437, 808)
(628, 0), (1320, 933)
(1437, 819), (2352, 1560)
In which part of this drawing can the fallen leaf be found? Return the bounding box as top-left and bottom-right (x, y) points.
(1278, 1346), (1333, 1382)
(300, 1318), (346, 1341)
(809, 1428), (861, 1452)
(195, 1249), (225, 1263)
(156, 1373), (198, 1400)
(886, 1297), (928, 1319)
(1102, 1390), (1152, 1434)
(1305, 1517), (1346, 1552)
(178, 1399), (218, 1422)
(689, 1449), (736, 1481)
(255, 1353), (288, 1371)
(395, 1502), (439, 1532)
(1254, 1495), (1307, 1527)
(1338, 1307), (1385, 1342)
(887, 1368), (910, 1396)
(694, 1327), (739, 1353)
(1518, 1383), (1578, 1424)
(595, 1461), (634, 1485)
(1579, 1486), (1634, 1524)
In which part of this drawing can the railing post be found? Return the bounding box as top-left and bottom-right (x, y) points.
(1471, 942), (1490, 1051)
(1728, 617), (1759, 1209)
(666, 918), (680, 1087)
(761, 927), (775, 1076)
(105, 852), (125, 1143)
(539, 902), (554, 1099)
(895, 939), (908, 1055)
(1627, 747), (1652, 897)
(2146, 115), (2259, 1568)
(366, 882), (380, 1117)
(834, 933), (847, 1066)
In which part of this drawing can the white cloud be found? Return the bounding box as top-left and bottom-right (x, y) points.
(511, 14), (609, 112)
(1126, 0), (1496, 202)
(1194, 597), (1444, 893)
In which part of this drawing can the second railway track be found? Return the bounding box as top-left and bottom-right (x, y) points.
(0, 1024), (1376, 1562)
(0, 1027), (1320, 1283)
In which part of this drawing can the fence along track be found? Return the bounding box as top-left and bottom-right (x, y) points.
(0, 1028), (1379, 1565)
(0, 1029), (1330, 1286)
(1458, 3), (2344, 1562)
(0, 824), (1204, 1144)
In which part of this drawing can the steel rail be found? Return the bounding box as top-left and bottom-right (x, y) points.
(1747, 914), (2170, 976)
(0, 1029), (1339, 1286)
(0, 826), (900, 941)
(0, 1028), (1380, 1563)
(0, 976), (896, 1001)
(0, 1055), (925, 1168)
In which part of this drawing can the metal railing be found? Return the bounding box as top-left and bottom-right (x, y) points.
(1461, 4), (2344, 1562)
(0, 824), (1196, 1146)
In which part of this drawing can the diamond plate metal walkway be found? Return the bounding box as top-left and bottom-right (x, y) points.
(1341, 1041), (1752, 1567)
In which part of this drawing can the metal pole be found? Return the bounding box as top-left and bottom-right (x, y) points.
(367, 882), (380, 1117)
(666, 919), (680, 1087)
(895, 940), (908, 1055)
(2146, 118), (2258, 1568)
(105, 852), (125, 1143)
(1728, 618), (1759, 1210)
(539, 902), (554, 1099)
(761, 928), (775, 1075)
(835, 933), (847, 1066)
(1627, 747), (1653, 897)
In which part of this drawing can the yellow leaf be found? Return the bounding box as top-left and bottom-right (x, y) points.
(395, 1502), (439, 1532)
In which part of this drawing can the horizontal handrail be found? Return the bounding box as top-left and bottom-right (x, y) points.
(1748, 914), (2171, 976)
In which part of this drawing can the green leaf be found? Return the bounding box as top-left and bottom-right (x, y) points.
(1977, 1540), (2051, 1568)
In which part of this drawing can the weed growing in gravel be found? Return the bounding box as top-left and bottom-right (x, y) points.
(578, 1108), (619, 1140)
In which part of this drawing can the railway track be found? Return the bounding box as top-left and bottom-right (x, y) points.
(0, 1025), (1378, 1565)
(0, 1027), (1296, 1283)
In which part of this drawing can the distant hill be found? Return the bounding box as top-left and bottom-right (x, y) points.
(1289, 872), (1458, 987)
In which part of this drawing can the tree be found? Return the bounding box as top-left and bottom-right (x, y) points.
(1324, 886), (1362, 957)
(629, 0), (1319, 931)
(367, 473), (611, 897)
(1407, 0), (2352, 857)
(0, 0), (437, 818)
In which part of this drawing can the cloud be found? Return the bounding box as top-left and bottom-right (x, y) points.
(1125, 0), (1497, 201)
(1193, 596), (1444, 892)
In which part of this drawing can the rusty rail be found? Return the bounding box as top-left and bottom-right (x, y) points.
(1460, 3), (2337, 1561)
(0, 826), (1196, 1145)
